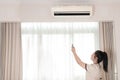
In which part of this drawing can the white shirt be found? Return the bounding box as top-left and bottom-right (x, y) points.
(86, 64), (102, 80)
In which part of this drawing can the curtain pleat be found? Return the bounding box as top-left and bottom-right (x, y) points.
(1, 22), (22, 80)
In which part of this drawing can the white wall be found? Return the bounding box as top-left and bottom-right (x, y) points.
(0, 2), (118, 22)
(0, 1), (120, 80)
(0, 3), (20, 21)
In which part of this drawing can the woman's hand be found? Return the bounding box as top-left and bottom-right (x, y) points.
(71, 44), (76, 54)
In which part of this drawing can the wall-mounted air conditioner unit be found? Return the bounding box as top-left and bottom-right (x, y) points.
(51, 6), (93, 17)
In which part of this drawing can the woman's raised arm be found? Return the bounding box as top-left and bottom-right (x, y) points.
(71, 45), (86, 69)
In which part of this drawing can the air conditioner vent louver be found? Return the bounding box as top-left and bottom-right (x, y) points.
(54, 11), (90, 16)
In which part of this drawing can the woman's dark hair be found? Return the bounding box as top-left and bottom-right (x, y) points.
(95, 50), (108, 72)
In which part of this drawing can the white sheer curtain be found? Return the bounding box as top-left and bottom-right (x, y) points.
(21, 22), (99, 80)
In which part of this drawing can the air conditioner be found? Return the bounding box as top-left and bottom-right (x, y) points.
(52, 6), (93, 17)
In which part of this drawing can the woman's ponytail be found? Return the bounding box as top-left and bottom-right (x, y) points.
(102, 52), (108, 72)
(95, 50), (108, 72)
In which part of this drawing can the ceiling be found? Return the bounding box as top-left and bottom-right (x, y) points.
(0, 0), (120, 5)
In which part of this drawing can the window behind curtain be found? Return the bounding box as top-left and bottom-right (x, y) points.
(21, 22), (99, 80)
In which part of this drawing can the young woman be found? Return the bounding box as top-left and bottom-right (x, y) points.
(71, 45), (108, 80)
